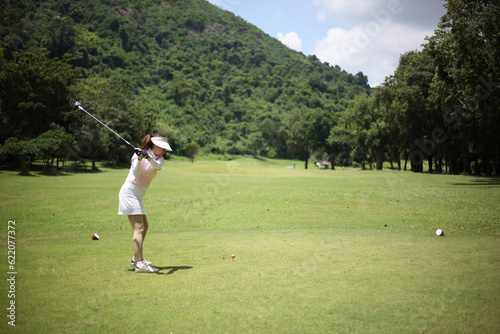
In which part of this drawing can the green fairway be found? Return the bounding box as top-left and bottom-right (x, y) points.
(1, 158), (499, 333)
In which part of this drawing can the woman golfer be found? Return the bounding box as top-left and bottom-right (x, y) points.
(118, 134), (172, 273)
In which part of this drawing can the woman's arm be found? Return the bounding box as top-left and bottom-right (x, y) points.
(147, 154), (163, 170)
(132, 156), (142, 177)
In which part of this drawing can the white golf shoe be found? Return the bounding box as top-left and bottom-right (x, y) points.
(130, 258), (152, 268)
(135, 263), (159, 273)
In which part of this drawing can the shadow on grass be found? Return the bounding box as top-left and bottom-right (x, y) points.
(157, 266), (193, 275)
(452, 177), (500, 186)
(129, 265), (193, 275)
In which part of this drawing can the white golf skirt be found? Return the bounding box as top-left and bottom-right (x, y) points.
(118, 182), (146, 215)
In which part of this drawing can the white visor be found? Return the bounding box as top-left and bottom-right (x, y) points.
(151, 136), (172, 151)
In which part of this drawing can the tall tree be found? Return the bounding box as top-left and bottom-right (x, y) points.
(73, 76), (143, 164)
(0, 51), (80, 142)
(429, 0), (500, 174)
(327, 124), (354, 167)
(345, 95), (373, 170)
(285, 109), (331, 169)
(376, 80), (403, 170)
(392, 50), (437, 172)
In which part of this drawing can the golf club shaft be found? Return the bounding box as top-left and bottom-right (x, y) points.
(76, 102), (136, 149)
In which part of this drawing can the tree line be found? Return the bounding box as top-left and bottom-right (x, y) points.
(0, 0), (498, 175)
(336, 0), (499, 175)
(0, 0), (369, 170)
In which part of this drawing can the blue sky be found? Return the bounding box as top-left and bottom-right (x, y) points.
(206, 0), (447, 86)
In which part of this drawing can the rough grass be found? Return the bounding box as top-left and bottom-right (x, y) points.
(1, 157), (499, 333)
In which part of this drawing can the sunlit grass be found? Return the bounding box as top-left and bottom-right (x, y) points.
(0, 157), (499, 333)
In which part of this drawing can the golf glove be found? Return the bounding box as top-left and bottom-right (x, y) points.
(134, 148), (148, 159)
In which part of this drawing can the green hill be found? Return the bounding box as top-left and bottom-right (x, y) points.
(1, 0), (369, 160)
(0, 0), (370, 162)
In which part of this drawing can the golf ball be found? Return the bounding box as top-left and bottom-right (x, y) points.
(435, 229), (444, 236)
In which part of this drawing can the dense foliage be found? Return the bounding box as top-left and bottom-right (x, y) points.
(1, 0), (498, 175)
(0, 0), (369, 168)
(330, 0), (499, 175)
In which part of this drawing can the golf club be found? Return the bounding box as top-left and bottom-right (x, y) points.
(75, 101), (136, 149)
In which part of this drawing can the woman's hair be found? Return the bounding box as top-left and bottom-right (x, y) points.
(140, 133), (166, 150)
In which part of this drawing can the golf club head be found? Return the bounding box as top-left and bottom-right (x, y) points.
(74, 101), (82, 109)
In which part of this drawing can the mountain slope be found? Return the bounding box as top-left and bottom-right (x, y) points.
(1, 0), (370, 158)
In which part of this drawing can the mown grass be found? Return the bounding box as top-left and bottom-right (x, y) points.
(1, 157), (499, 333)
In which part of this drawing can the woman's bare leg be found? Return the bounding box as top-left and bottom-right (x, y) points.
(128, 215), (147, 262)
(143, 215), (148, 243)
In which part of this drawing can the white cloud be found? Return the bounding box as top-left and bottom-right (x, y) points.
(317, 9), (328, 22)
(309, 0), (445, 85)
(312, 0), (384, 19)
(205, 0), (447, 85)
(311, 0), (445, 27)
(314, 23), (434, 86)
(277, 32), (303, 52)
